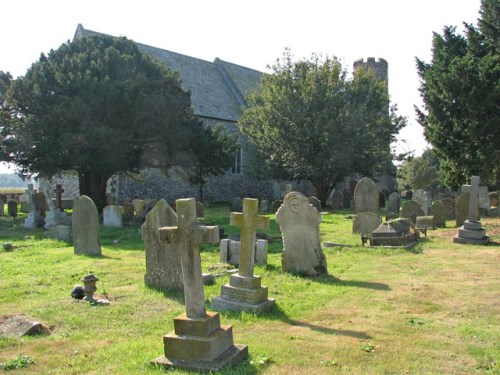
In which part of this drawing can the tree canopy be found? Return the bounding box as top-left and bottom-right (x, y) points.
(0, 34), (225, 210)
(415, 0), (500, 188)
(397, 148), (441, 190)
(238, 49), (406, 204)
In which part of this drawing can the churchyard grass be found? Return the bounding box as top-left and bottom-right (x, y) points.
(0, 203), (499, 374)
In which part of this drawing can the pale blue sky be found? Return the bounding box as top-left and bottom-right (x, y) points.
(1, 0), (482, 173)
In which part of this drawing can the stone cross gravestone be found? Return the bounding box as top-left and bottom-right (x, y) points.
(72, 195), (101, 256)
(212, 198), (274, 314)
(454, 176), (489, 244)
(54, 184), (64, 210)
(276, 192), (327, 276)
(354, 177), (379, 214)
(142, 199), (181, 291)
(153, 198), (247, 372)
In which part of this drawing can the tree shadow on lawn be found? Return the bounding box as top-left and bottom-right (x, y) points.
(310, 274), (391, 291)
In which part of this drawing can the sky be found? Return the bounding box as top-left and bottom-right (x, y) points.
(0, 0), (482, 174)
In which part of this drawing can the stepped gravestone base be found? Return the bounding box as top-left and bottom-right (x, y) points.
(212, 274), (275, 314)
(453, 220), (490, 245)
(152, 311), (247, 373)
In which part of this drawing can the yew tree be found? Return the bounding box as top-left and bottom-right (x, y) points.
(1, 34), (205, 211)
(416, 0), (500, 187)
(239, 50), (406, 204)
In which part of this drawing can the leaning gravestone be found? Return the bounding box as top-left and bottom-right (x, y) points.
(401, 200), (425, 224)
(141, 199), (182, 291)
(386, 192), (401, 215)
(354, 177), (379, 214)
(153, 198), (247, 372)
(103, 205), (123, 228)
(212, 198), (274, 314)
(430, 200), (447, 228)
(353, 212), (382, 235)
(276, 192), (327, 276)
(72, 195), (101, 256)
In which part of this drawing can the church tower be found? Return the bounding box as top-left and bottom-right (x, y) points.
(353, 57), (388, 83)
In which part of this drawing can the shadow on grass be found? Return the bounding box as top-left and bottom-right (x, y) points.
(305, 274), (391, 291)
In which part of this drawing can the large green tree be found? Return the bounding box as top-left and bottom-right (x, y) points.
(397, 148), (441, 190)
(416, 0), (500, 187)
(1, 35), (209, 211)
(239, 50), (406, 204)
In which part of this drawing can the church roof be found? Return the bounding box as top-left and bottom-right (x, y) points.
(74, 24), (263, 123)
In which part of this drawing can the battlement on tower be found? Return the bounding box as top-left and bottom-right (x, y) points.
(353, 57), (388, 82)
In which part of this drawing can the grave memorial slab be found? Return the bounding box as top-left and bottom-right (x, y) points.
(454, 176), (489, 244)
(212, 198), (274, 314)
(72, 195), (101, 256)
(276, 192), (327, 276)
(153, 198), (247, 372)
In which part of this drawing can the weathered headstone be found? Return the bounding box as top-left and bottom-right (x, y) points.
(259, 199), (269, 213)
(441, 198), (455, 220)
(0, 316), (50, 338)
(353, 212), (382, 235)
(276, 192), (327, 276)
(7, 200), (18, 219)
(103, 205), (123, 228)
(414, 189), (432, 215)
(255, 239), (268, 265)
(308, 196), (322, 212)
(454, 176), (489, 244)
(354, 177), (379, 214)
(212, 198), (274, 313)
(219, 239), (268, 267)
(415, 216), (435, 230)
(401, 200), (425, 224)
(489, 192), (499, 207)
(455, 193), (471, 227)
(41, 186), (68, 229)
(196, 201), (204, 218)
(72, 195), (101, 256)
(430, 200), (447, 227)
(132, 199), (145, 217)
(330, 191), (344, 210)
(142, 199), (181, 291)
(153, 198), (247, 372)
(122, 203), (135, 222)
(230, 197), (243, 212)
(386, 192), (401, 214)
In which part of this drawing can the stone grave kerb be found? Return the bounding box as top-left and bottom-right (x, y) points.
(160, 198), (219, 319)
(230, 198), (269, 278)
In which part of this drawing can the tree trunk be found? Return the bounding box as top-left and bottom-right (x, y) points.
(313, 178), (333, 207)
(78, 169), (110, 214)
(198, 182), (204, 204)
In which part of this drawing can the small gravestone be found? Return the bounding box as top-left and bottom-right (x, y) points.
(0, 316), (50, 337)
(401, 200), (425, 224)
(47, 225), (72, 242)
(132, 199), (145, 216)
(308, 196), (322, 212)
(153, 198), (247, 372)
(353, 212), (382, 235)
(354, 177), (379, 214)
(276, 192), (327, 276)
(7, 200), (18, 219)
(212, 198), (274, 314)
(142, 199), (181, 291)
(196, 201), (204, 218)
(331, 191), (344, 210)
(430, 200), (447, 227)
(219, 238), (268, 267)
(103, 205), (123, 228)
(270, 200), (282, 213)
(454, 176), (489, 244)
(24, 184), (45, 229)
(441, 198), (455, 220)
(415, 216), (435, 230)
(230, 197), (243, 212)
(386, 192), (401, 214)
(123, 203), (135, 222)
(72, 195), (101, 256)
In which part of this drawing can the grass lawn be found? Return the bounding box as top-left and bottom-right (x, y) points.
(0, 202), (499, 374)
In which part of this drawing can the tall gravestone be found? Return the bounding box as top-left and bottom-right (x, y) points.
(153, 198), (247, 372)
(72, 195), (101, 256)
(354, 177), (379, 214)
(212, 198), (274, 314)
(276, 192), (327, 276)
(430, 200), (447, 228)
(141, 199), (181, 290)
(454, 176), (489, 244)
(455, 193), (471, 227)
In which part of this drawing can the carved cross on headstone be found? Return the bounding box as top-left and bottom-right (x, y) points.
(54, 184), (64, 210)
(230, 198), (269, 278)
(159, 198), (219, 319)
(462, 176), (480, 222)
